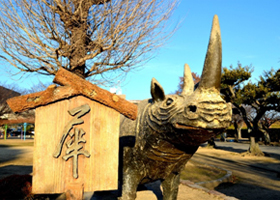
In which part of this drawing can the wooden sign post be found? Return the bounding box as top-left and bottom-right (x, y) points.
(7, 68), (137, 199)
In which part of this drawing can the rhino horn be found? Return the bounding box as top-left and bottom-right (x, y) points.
(198, 15), (222, 91)
(181, 63), (194, 95)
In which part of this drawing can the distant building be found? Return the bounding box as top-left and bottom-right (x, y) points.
(0, 86), (20, 103)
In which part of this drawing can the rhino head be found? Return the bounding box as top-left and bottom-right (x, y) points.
(144, 15), (232, 147)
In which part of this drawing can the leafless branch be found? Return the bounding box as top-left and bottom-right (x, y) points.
(0, 0), (178, 85)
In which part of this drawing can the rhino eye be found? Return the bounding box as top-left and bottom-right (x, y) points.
(166, 98), (174, 106)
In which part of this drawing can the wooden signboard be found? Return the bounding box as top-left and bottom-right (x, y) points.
(32, 95), (120, 194)
(7, 68), (137, 198)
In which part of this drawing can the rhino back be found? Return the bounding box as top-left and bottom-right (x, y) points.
(119, 99), (151, 137)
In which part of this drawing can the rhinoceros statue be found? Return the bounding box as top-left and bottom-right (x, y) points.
(119, 15), (232, 200)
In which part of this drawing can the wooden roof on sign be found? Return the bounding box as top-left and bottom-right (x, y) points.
(7, 68), (137, 120)
(0, 118), (35, 125)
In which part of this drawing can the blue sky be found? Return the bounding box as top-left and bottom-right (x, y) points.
(1, 0), (280, 100)
(118, 0), (280, 100)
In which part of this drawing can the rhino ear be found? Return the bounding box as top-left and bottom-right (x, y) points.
(151, 78), (166, 102)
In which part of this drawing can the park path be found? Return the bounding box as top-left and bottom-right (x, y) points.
(192, 142), (280, 200)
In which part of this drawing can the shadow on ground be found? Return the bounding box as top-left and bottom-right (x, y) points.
(0, 147), (25, 164)
(215, 181), (280, 200)
(90, 180), (163, 200)
(201, 141), (280, 161)
(193, 145), (280, 200)
(0, 165), (32, 179)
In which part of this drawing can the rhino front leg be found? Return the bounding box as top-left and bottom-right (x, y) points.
(120, 171), (141, 200)
(161, 172), (180, 200)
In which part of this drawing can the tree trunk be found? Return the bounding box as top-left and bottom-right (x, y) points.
(247, 119), (265, 156)
(258, 124), (271, 145)
(233, 105), (265, 156)
(234, 121), (243, 142)
(237, 126), (242, 141)
(262, 130), (271, 144)
(69, 26), (88, 78)
(248, 136), (264, 156)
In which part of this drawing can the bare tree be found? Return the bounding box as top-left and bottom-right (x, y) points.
(23, 81), (52, 94)
(0, 0), (178, 85)
(174, 72), (201, 94)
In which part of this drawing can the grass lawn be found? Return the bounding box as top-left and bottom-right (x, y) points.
(181, 160), (227, 183)
(0, 139), (34, 147)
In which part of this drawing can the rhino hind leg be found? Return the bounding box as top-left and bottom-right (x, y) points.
(161, 172), (180, 200)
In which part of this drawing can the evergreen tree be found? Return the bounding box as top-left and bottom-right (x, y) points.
(221, 63), (280, 156)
